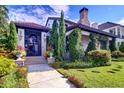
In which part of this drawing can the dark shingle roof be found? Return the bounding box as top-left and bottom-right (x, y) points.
(67, 23), (116, 38)
(14, 21), (50, 32)
(98, 22), (123, 30)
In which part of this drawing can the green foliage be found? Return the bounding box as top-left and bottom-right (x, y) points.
(0, 48), (17, 59)
(119, 42), (124, 52)
(59, 11), (66, 60)
(86, 33), (97, 54)
(0, 73), (17, 88)
(0, 6), (9, 33)
(49, 61), (62, 69)
(0, 6), (9, 48)
(109, 38), (117, 52)
(0, 67), (28, 88)
(0, 57), (16, 77)
(112, 51), (124, 58)
(68, 28), (84, 61)
(88, 50), (111, 66)
(16, 67), (28, 78)
(50, 20), (60, 58)
(68, 76), (84, 88)
(61, 61), (92, 69)
(7, 22), (18, 51)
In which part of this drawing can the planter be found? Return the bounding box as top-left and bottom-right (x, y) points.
(16, 53), (22, 60)
(47, 57), (55, 64)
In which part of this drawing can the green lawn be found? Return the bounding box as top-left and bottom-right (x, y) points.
(58, 62), (124, 88)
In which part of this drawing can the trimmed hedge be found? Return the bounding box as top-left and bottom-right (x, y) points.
(119, 42), (124, 52)
(61, 60), (92, 69)
(88, 50), (111, 66)
(68, 76), (84, 88)
(0, 57), (16, 77)
(112, 51), (124, 58)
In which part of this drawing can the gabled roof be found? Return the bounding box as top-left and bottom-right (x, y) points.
(14, 21), (50, 32)
(46, 17), (116, 38)
(45, 17), (77, 26)
(98, 22), (123, 30)
(67, 23), (116, 38)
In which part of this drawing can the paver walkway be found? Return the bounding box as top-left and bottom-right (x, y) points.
(27, 64), (75, 88)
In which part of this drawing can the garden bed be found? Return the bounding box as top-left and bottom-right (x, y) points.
(0, 66), (29, 88)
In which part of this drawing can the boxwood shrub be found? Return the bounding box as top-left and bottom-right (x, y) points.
(0, 57), (16, 77)
(111, 51), (124, 58)
(88, 50), (111, 66)
(61, 60), (92, 69)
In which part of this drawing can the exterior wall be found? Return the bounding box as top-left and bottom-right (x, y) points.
(82, 35), (89, 50)
(116, 38), (124, 50)
(41, 32), (47, 56)
(102, 26), (124, 48)
(17, 28), (25, 48)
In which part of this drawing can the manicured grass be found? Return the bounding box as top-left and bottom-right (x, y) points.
(58, 61), (124, 88)
(112, 57), (124, 62)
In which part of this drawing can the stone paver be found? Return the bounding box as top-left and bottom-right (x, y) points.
(27, 64), (75, 88)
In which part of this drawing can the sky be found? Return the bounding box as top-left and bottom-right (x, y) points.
(8, 5), (124, 26)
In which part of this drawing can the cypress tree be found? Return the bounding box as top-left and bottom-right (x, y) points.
(7, 22), (18, 51)
(86, 33), (97, 54)
(50, 20), (60, 57)
(0, 6), (9, 48)
(69, 28), (84, 61)
(59, 11), (66, 60)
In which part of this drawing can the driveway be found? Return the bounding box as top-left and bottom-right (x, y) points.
(27, 64), (75, 88)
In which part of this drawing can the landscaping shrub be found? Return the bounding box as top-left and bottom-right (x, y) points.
(68, 28), (84, 61)
(111, 51), (124, 58)
(0, 67), (28, 88)
(85, 33), (97, 55)
(88, 50), (111, 66)
(119, 42), (124, 52)
(68, 76), (84, 88)
(0, 57), (16, 77)
(0, 50), (17, 59)
(16, 67), (28, 78)
(0, 73), (17, 88)
(49, 61), (62, 69)
(61, 60), (92, 69)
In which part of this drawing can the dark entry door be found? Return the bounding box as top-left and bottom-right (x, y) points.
(25, 29), (41, 56)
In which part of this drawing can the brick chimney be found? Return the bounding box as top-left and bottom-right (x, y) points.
(79, 7), (90, 26)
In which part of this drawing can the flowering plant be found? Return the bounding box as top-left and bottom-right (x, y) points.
(16, 46), (26, 59)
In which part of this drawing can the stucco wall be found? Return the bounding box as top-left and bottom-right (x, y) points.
(82, 35), (89, 50)
(116, 38), (124, 50)
(41, 32), (47, 56)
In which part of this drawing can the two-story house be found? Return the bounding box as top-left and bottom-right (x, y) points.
(98, 22), (124, 50)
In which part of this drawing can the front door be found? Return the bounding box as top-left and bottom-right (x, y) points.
(25, 29), (41, 56)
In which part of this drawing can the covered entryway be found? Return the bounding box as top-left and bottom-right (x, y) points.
(15, 22), (49, 65)
(25, 29), (41, 56)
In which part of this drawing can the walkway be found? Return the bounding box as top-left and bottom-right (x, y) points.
(27, 64), (75, 88)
